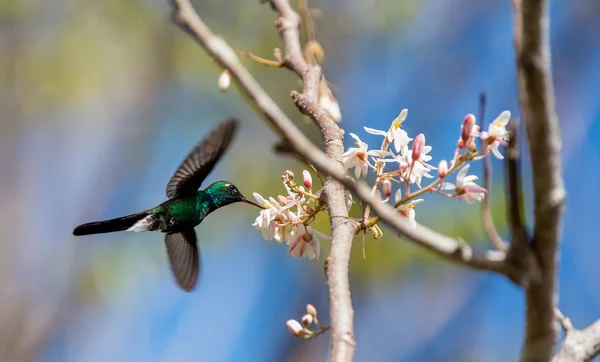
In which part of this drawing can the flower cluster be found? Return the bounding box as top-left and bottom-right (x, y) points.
(251, 108), (511, 252)
(285, 304), (329, 339)
(341, 108), (511, 232)
(252, 170), (333, 260)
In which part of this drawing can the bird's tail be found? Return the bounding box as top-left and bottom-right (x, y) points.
(73, 212), (150, 236)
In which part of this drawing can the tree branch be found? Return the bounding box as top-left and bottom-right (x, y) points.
(268, 1), (358, 360)
(512, 0), (566, 360)
(553, 319), (600, 362)
(168, 1), (358, 360)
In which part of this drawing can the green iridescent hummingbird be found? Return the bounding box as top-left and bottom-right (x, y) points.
(73, 119), (262, 291)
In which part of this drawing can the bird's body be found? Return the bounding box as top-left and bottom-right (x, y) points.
(125, 181), (244, 234)
(73, 119), (261, 291)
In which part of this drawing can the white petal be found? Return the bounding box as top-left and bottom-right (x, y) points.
(398, 109), (408, 122)
(349, 132), (361, 142)
(394, 188), (402, 203)
(491, 146), (504, 159)
(441, 182), (456, 191)
(456, 164), (470, 185)
(494, 110), (511, 126)
(363, 127), (388, 136)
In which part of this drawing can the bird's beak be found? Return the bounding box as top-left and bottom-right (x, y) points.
(241, 197), (264, 209)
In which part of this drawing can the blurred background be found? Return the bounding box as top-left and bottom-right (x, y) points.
(1, 0), (600, 361)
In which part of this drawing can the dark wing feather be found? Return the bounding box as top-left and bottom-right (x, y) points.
(164, 229), (200, 292)
(166, 119), (238, 199)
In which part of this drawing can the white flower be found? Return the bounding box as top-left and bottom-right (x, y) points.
(400, 199), (423, 227)
(274, 224), (298, 245)
(252, 195), (278, 240)
(441, 164), (487, 203)
(488, 111), (510, 140)
(363, 109), (412, 153)
(382, 146), (434, 188)
(340, 133), (378, 178)
(394, 190), (422, 227)
(481, 111), (510, 159)
(288, 226), (330, 260)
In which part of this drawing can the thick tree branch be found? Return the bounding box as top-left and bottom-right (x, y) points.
(553, 319), (600, 362)
(504, 122), (541, 288)
(268, 1), (358, 360)
(512, 0), (566, 360)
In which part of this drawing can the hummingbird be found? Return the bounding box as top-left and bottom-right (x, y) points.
(73, 118), (262, 292)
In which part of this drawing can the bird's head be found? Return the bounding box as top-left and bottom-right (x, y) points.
(206, 181), (263, 209)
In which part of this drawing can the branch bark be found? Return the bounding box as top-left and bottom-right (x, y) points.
(553, 319), (600, 362)
(512, 0), (566, 360)
(269, 1), (358, 359)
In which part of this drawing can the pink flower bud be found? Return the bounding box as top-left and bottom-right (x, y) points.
(301, 314), (313, 327)
(461, 114), (476, 143)
(381, 179), (392, 198)
(218, 69), (231, 93)
(286, 319), (304, 337)
(302, 170), (312, 190)
(306, 304), (318, 318)
(412, 134), (425, 161)
(438, 160), (448, 178)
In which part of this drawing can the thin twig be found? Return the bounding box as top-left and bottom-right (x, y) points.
(555, 308), (574, 333)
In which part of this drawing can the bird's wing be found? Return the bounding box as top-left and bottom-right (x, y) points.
(164, 229), (200, 292)
(166, 119), (238, 199)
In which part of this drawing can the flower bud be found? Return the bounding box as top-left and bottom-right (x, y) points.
(301, 314), (313, 327)
(438, 160), (448, 178)
(283, 170), (294, 180)
(306, 304), (318, 318)
(218, 69), (231, 93)
(461, 114), (476, 143)
(412, 134), (425, 161)
(286, 319), (305, 337)
(302, 170), (312, 190)
(381, 179), (392, 199)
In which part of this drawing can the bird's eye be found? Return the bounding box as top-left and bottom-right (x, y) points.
(229, 185), (235, 190)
